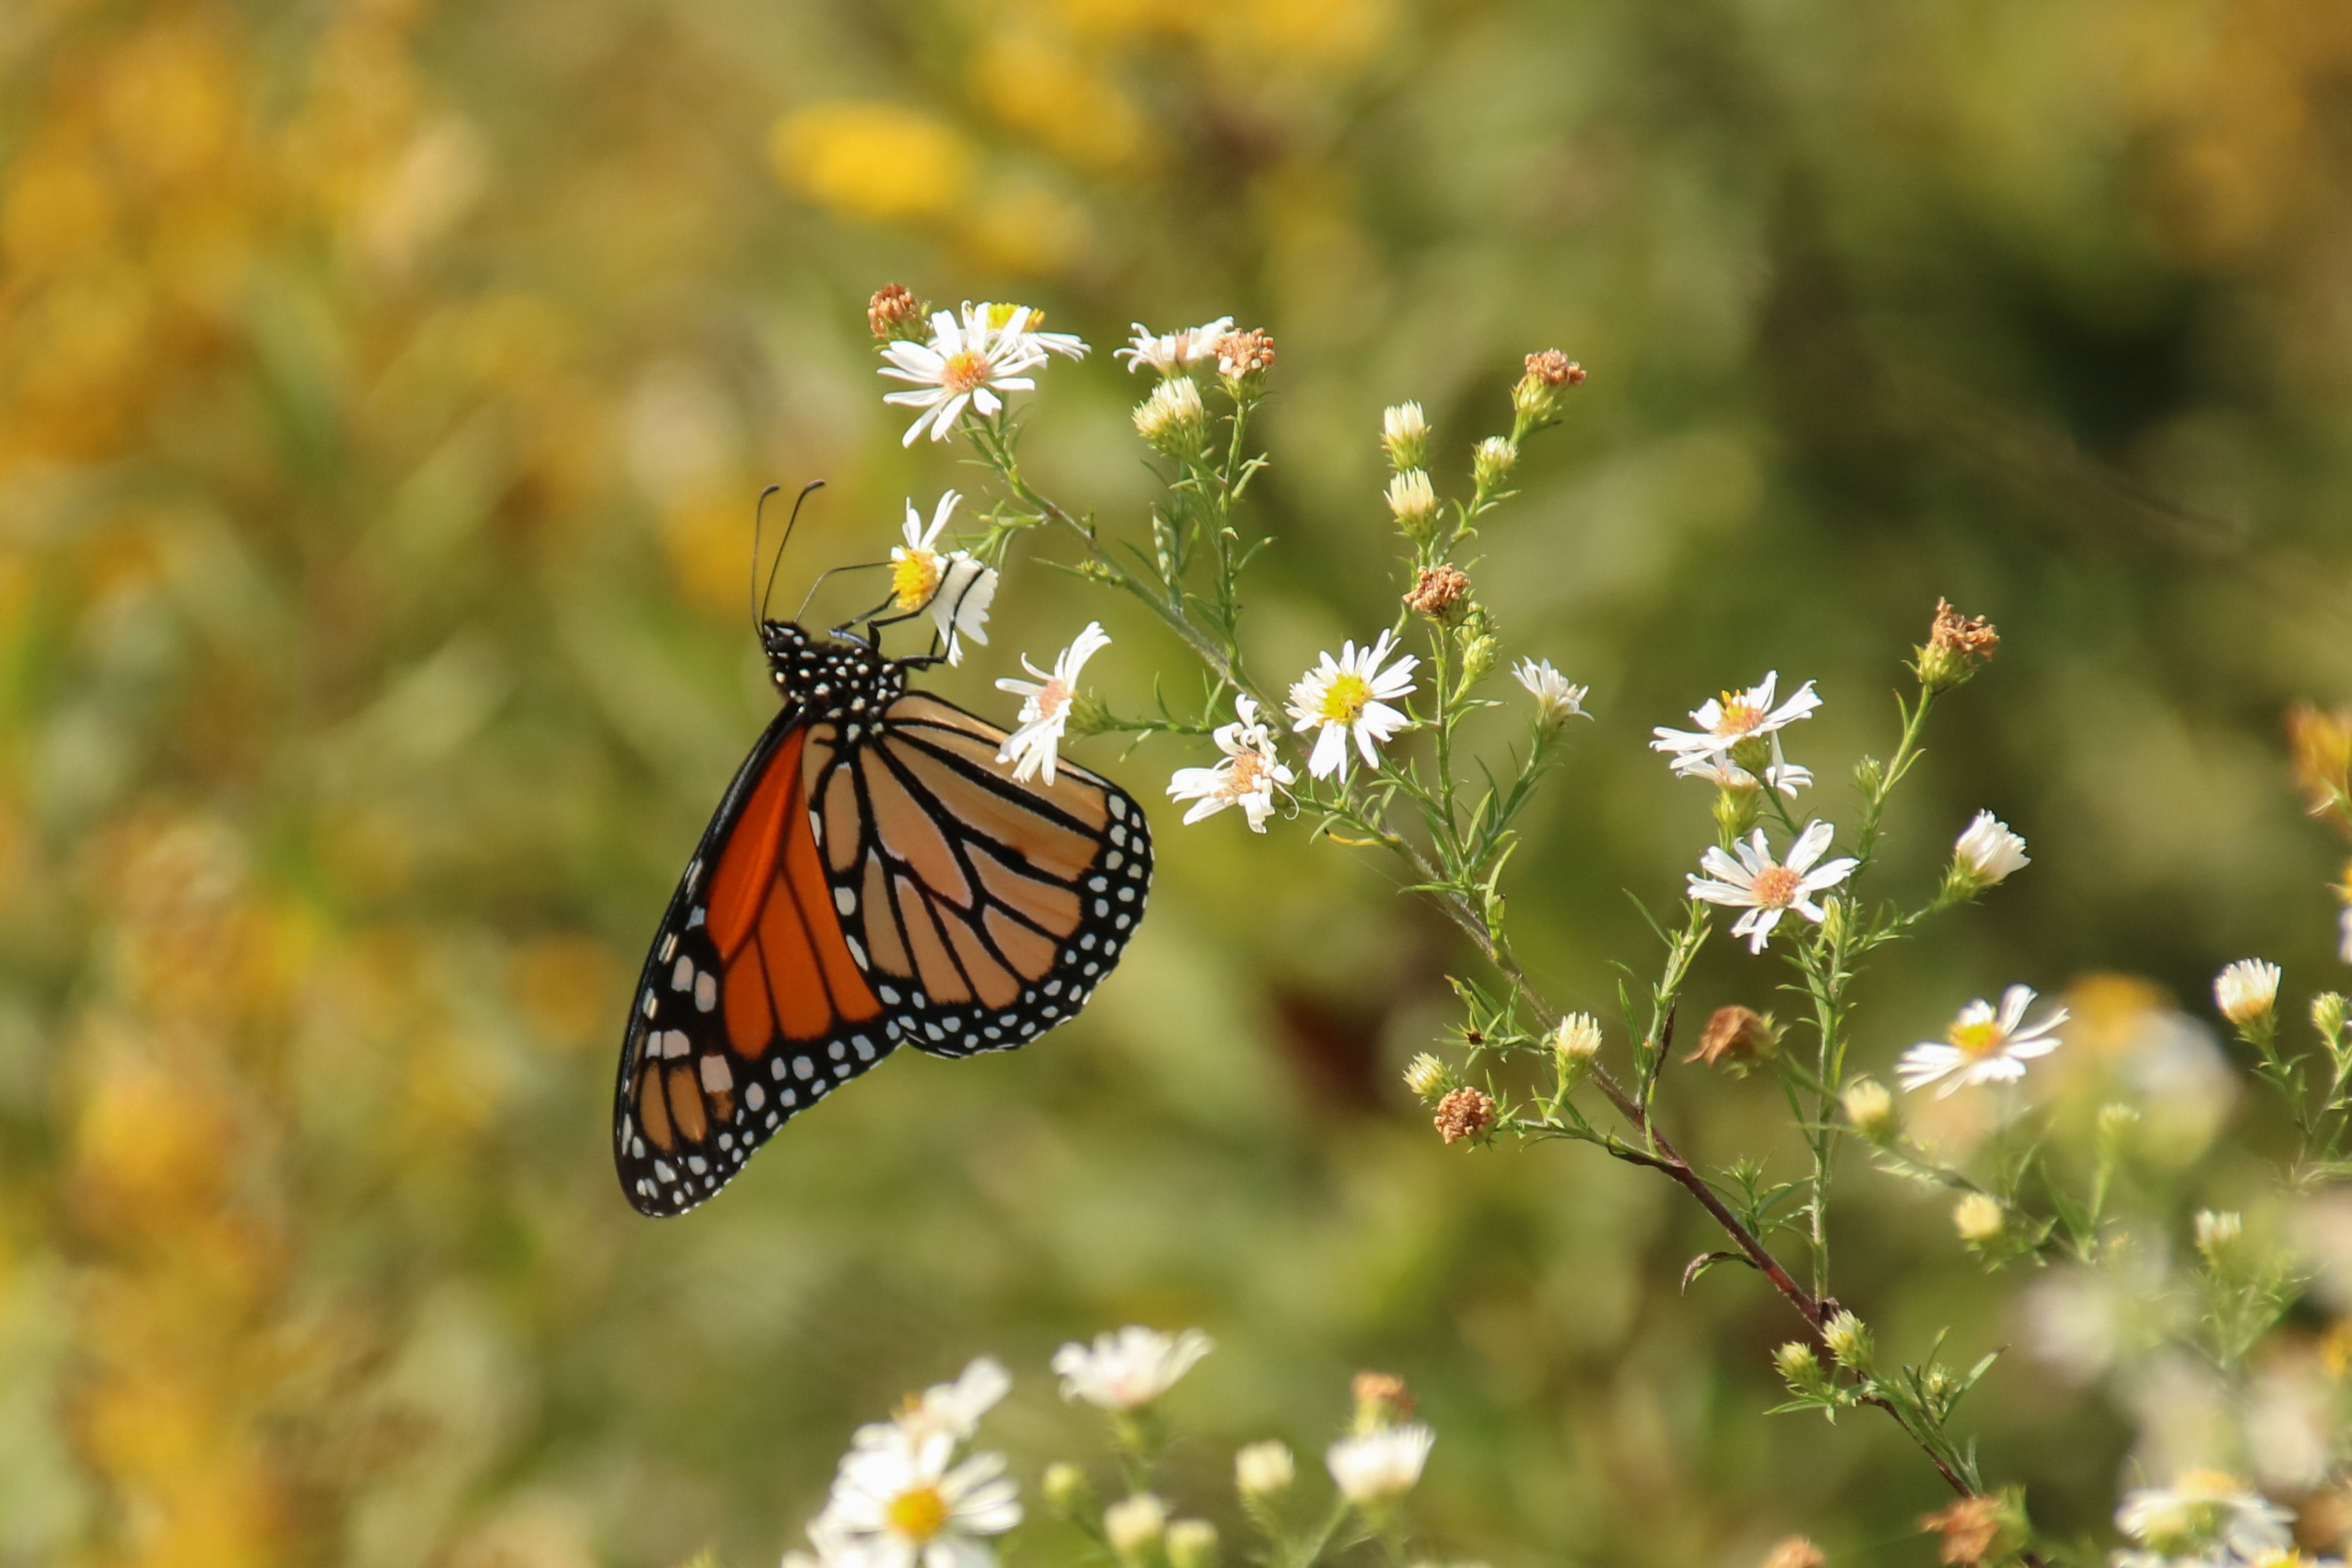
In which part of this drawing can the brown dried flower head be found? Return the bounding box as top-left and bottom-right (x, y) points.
(1432, 1085), (1496, 1145)
(1405, 564), (1472, 622)
(1761, 1536), (1827, 1568)
(1918, 1495), (2005, 1567)
(868, 283), (928, 342)
(1214, 327), (1276, 380)
(2288, 702), (2352, 831)
(1511, 349), (1586, 426)
(1351, 1370), (1416, 1430)
(1524, 349), (1584, 387)
(1916, 599), (2000, 691)
(1685, 1005), (1780, 1073)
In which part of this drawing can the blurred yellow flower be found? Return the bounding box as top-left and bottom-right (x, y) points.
(968, 32), (1149, 171)
(770, 101), (973, 224)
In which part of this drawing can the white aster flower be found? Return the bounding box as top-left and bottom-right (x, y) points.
(1286, 631), (1418, 783)
(996, 622), (1110, 785)
(880, 303), (1049, 447)
(974, 300), (1089, 361)
(1325, 1423), (1435, 1504)
(1650, 671), (1822, 763)
(1051, 1325), (1213, 1411)
(2116, 1470), (2294, 1560)
(826, 1428), (1023, 1568)
(1669, 734), (1812, 797)
(891, 491), (996, 665)
(1953, 811), (2031, 886)
(1167, 695), (1293, 832)
(1512, 658), (1589, 727)
(2215, 960), (2283, 1027)
(1115, 317), (1234, 376)
(1895, 985), (2069, 1097)
(1686, 820), (1858, 953)
(853, 1356), (1013, 1452)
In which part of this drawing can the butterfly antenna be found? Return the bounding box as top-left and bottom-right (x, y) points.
(756, 480), (826, 627)
(747, 484), (785, 635)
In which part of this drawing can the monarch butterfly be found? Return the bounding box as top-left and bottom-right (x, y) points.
(615, 496), (1152, 1216)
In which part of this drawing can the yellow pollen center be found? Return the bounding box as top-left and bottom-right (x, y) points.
(1749, 865), (1802, 907)
(893, 551), (942, 610)
(1946, 1019), (2005, 1059)
(888, 1485), (951, 1541)
(1712, 696), (1763, 737)
(1318, 672), (1373, 725)
(941, 349), (991, 393)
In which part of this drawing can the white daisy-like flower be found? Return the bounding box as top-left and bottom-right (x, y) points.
(1686, 820), (1858, 953)
(1512, 658), (1590, 727)
(1325, 1423), (1435, 1504)
(1953, 811), (2031, 886)
(1650, 671), (1822, 764)
(1669, 735), (1812, 797)
(2214, 959), (2283, 1027)
(880, 303), (1049, 447)
(2116, 1470), (2294, 1560)
(1114, 317), (1234, 376)
(853, 1357), (1013, 1453)
(995, 622), (1110, 785)
(1286, 631), (1418, 783)
(1051, 1325), (1213, 1411)
(1894, 985), (2069, 1097)
(891, 490), (996, 665)
(1167, 695), (1293, 832)
(826, 1428), (1023, 1568)
(970, 300), (1089, 362)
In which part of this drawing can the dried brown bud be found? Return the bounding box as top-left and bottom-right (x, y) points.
(1511, 350), (1585, 427)
(1761, 1537), (1826, 1568)
(2288, 702), (2352, 831)
(1432, 1086), (1496, 1145)
(1684, 1006), (1780, 1072)
(1404, 564), (1471, 622)
(1524, 349), (1583, 387)
(1918, 1496), (2006, 1567)
(868, 283), (928, 341)
(1350, 1370), (1416, 1430)
(1214, 327), (1276, 380)
(1914, 599), (1999, 692)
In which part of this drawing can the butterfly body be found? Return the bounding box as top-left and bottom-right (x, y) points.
(616, 620), (1151, 1216)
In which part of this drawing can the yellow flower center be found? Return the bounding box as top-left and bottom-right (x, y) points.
(893, 550), (942, 610)
(941, 349), (991, 393)
(1712, 696), (1763, 737)
(1317, 672), (1373, 725)
(888, 1484), (952, 1541)
(985, 301), (1034, 330)
(1749, 865), (1802, 907)
(1946, 1018), (2005, 1059)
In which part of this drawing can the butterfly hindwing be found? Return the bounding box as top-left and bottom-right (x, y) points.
(614, 636), (1154, 1217)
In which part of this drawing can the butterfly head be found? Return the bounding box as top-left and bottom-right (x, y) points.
(761, 619), (907, 716)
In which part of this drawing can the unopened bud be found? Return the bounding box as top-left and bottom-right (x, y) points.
(1386, 469), (1439, 543)
(1552, 1013), (1603, 1064)
(1458, 632), (1497, 685)
(1821, 1310), (1872, 1373)
(1953, 1193), (2004, 1244)
(1472, 436), (1517, 491)
(1685, 1006), (1780, 1073)
(2097, 1102), (2140, 1152)
(1351, 1370), (1414, 1433)
(1773, 1341), (1826, 1396)
(2313, 991), (2348, 1043)
(1133, 377), (1208, 457)
(1043, 1461), (1094, 1515)
(2212, 959), (2281, 1030)
(1381, 402), (1430, 472)
(1402, 1052), (1450, 1101)
(1840, 1078), (1897, 1142)
(868, 282), (929, 341)
(1235, 1440), (1295, 1498)
(2195, 1209), (2243, 1265)
(1166, 1520), (1219, 1568)
(1105, 1493), (1169, 1555)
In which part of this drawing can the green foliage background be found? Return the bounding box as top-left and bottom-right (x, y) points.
(2, 1), (2350, 1565)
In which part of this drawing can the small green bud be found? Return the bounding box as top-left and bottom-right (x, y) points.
(1820, 1310), (1872, 1373)
(1166, 1521), (1219, 1568)
(1402, 1052), (1451, 1101)
(1381, 403), (1430, 472)
(1953, 1193), (2003, 1244)
(2097, 1102), (2140, 1157)
(1773, 1341), (1827, 1395)
(1471, 436), (1517, 492)
(1043, 1462), (1094, 1516)
(1066, 689), (1117, 740)
(2314, 991), (2348, 1044)
(1852, 755), (1886, 797)
(1840, 1078), (1898, 1142)
(1459, 633), (1497, 685)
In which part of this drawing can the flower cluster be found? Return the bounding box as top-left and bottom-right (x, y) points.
(785, 1358), (1022, 1568)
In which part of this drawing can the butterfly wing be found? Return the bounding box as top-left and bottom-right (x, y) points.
(804, 692), (1152, 1059)
(614, 688), (1152, 1217)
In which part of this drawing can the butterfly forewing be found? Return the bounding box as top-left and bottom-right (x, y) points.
(614, 635), (1152, 1217)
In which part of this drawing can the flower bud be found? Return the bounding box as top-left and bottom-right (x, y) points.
(1351, 1370), (1415, 1433)
(1402, 1052), (1449, 1101)
(1552, 1013), (1603, 1065)
(1386, 469), (1438, 543)
(1949, 812), (2030, 893)
(1913, 599), (2000, 692)
(1773, 1341), (1827, 1397)
(2097, 1102), (2140, 1157)
(1510, 349), (1584, 430)
(1472, 436), (1517, 491)
(1953, 1193), (2004, 1244)
(1458, 632), (1497, 685)
(1840, 1078), (1898, 1142)
(1432, 1087), (1495, 1145)
(2212, 959), (2281, 1030)
(1684, 1006), (1780, 1074)
(868, 283), (929, 341)
(1133, 377), (1207, 457)
(1381, 402), (1430, 472)
(1235, 1440), (1295, 1498)
(1044, 1461), (1094, 1515)
(2195, 1209), (2243, 1266)
(1105, 1493), (1169, 1555)
(1166, 1520), (1219, 1568)
(1821, 1310), (1873, 1373)
(2314, 991), (2348, 1044)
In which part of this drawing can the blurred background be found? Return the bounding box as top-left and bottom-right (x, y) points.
(4, 0), (2352, 1564)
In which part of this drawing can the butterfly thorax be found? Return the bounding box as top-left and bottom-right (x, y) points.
(760, 621), (907, 739)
